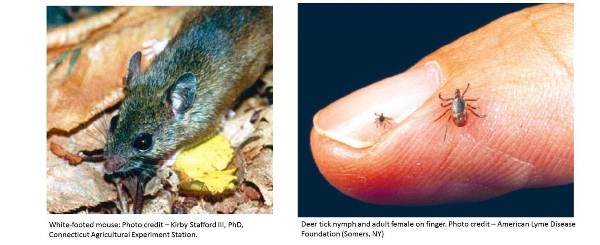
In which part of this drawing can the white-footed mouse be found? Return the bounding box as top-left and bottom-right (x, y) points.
(103, 6), (272, 213)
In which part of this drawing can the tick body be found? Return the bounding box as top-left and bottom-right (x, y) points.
(434, 83), (486, 140)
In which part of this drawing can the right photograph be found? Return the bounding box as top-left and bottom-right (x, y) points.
(299, 3), (573, 217)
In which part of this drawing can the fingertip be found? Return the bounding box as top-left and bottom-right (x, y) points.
(309, 127), (366, 200)
(310, 125), (442, 205)
(312, 62), (443, 149)
(307, 3), (573, 206)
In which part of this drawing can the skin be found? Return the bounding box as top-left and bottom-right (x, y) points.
(311, 4), (573, 205)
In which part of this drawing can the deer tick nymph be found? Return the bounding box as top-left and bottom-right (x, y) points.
(374, 112), (393, 129)
(434, 83), (486, 140)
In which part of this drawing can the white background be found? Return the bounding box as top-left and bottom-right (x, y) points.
(0, 0), (598, 244)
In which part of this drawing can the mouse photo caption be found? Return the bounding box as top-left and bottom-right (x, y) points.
(47, 216), (255, 240)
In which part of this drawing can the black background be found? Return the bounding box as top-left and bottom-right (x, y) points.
(298, 3), (574, 217)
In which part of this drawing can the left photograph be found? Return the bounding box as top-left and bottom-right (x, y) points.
(47, 6), (273, 214)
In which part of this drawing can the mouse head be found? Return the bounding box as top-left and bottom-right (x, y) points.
(104, 51), (197, 180)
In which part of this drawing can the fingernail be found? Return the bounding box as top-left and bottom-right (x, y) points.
(313, 61), (442, 148)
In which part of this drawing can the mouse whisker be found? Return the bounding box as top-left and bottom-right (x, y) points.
(83, 126), (107, 145)
(98, 112), (113, 138)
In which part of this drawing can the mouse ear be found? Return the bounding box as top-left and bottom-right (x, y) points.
(125, 51), (142, 88)
(167, 72), (197, 116)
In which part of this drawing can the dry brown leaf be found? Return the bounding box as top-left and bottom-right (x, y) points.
(47, 112), (116, 213)
(240, 106), (273, 160)
(213, 196), (240, 214)
(235, 201), (272, 214)
(47, 7), (188, 133)
(145, 167), (180, 196)
(48, 142), (83, 165)
(240, 182), (263, 202)
(223, 110), (259, 148)
(238, 106), (272, 206)
(142, 190), (175, 214)
(47, 7), (129, 49)
(187, 202), (213, 214)
(244, 148), (273, 206)
(47, 161), (116, 213)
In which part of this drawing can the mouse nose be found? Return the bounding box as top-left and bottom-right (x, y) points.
(104, 155), (126, 174)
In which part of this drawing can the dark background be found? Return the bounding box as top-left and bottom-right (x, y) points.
(298, 3), (574, 217)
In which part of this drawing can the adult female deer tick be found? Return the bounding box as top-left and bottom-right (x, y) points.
(434, 83), (486, 140)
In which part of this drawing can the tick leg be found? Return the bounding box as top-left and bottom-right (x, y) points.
(375, 118), (392, 128)
(462, 83), (471, 96)
(441, 101), (452, 107)
(468, 108), (486, 118)
(464, 98), (479, 101)
(383, 120), (392, 128)
(383, 117), (393, 128)
(374, 113), (381, 127)
(467, 104), (479, 110)
(434, 108), (450, 122)
(438, 93), (453, 101)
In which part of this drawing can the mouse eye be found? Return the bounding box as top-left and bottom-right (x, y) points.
(109, 114), (119, 133)
(132, 133), (153, 152)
